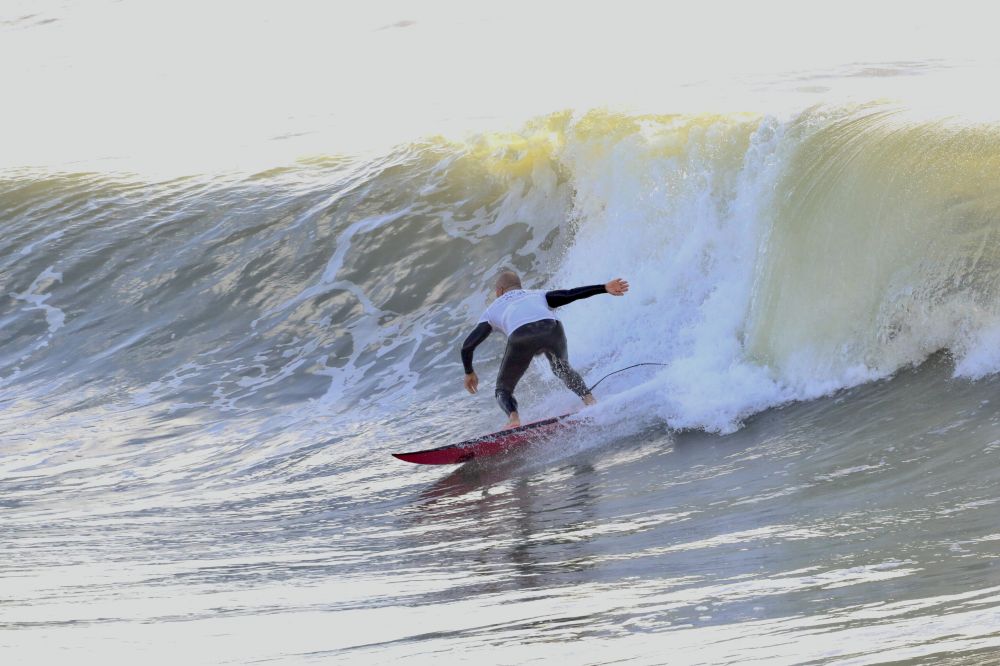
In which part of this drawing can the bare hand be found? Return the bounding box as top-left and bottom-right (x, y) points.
(606, 278), (629, 296)
(464, 372), (479, 394)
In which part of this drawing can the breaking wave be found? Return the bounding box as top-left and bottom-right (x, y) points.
(4, 104), (1000, 440)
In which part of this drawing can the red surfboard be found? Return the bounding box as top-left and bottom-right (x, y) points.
(392, 413), (574, 465)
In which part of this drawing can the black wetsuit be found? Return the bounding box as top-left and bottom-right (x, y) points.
(461, 284), (607, 415)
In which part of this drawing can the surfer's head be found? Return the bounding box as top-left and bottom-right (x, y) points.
(494, 269), (522, 296)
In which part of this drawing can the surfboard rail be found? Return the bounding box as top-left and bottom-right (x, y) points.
(392, 413), (573, 465)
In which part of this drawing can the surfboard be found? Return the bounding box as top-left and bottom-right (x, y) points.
(392, 413), (574, 465)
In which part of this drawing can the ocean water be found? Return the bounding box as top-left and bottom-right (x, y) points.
(4, 3), (1000, 664)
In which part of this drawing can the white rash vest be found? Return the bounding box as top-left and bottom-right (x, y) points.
(477, 289), (557, 336)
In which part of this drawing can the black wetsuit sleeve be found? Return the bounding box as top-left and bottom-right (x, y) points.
(544, 284), (607, 308)
(461, 322), (493, 374)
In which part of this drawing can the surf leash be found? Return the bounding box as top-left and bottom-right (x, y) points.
(586, 362), (669, 393)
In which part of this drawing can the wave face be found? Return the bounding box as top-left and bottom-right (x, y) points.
(551, 107), (1000, 431)
(5, 104), (1000, 663)
(5, 106), (1000, 435)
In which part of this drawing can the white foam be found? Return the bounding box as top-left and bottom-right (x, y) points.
(549, 114), (791, 432)
(13, 266), (66, 334)
(537, 108), (1000, 432)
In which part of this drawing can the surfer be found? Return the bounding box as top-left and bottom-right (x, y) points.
(461, 270), (630, 428)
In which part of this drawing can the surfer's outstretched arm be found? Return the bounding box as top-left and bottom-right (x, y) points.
(545, 278), (629, 308)
(461, 322), (492, 393)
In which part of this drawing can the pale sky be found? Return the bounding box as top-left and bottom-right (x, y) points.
(2, 0), (997, 173)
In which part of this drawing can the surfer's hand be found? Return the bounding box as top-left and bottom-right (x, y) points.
(464, 372), (479, 394)
(606, 278), (629, 296)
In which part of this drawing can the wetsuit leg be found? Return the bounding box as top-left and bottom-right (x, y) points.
(494, 332), (537, 416)
(542, 321), (590, 397)
(496, 319), (590, 415)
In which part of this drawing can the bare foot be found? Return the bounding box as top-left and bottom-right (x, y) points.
(504, 412), (521, 429)
(582, 394), (597, 406)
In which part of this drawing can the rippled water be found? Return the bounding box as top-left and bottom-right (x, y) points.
(5, 357), (1000, 663)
